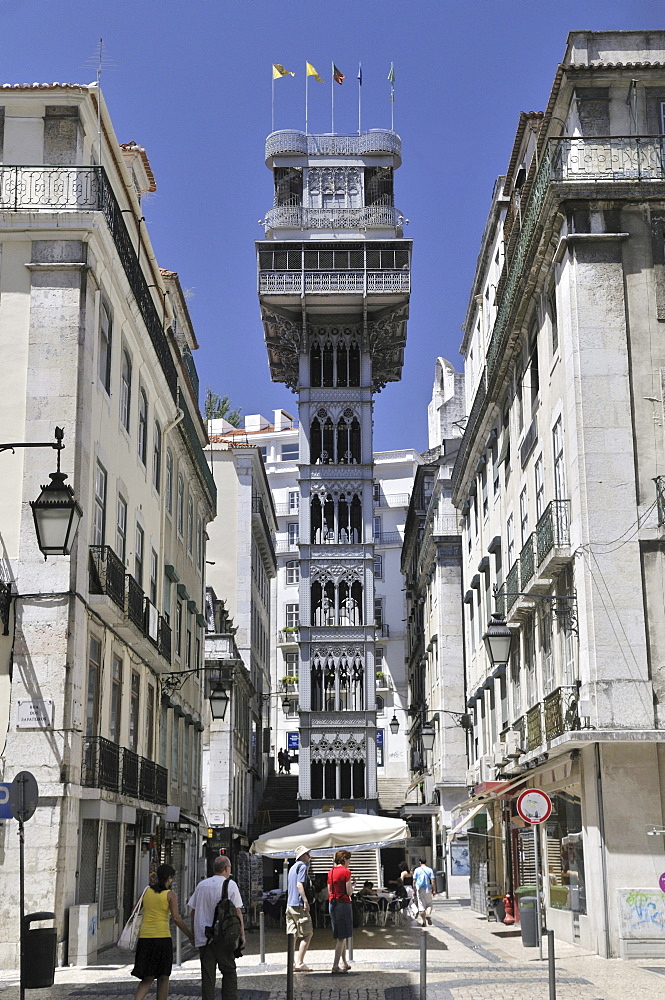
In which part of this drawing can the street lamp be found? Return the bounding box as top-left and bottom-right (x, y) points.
(209, 684), (230, 721)
(389, 713), (399, 735)
(482, 612), (513, 668)
(1, 427), (82, 558)
(421, 720), (436, 753)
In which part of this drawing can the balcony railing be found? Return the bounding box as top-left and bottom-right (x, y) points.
(265, 129), (402, 161)
(276, 537), (299, 553)
(543, 685), (579, 741)
(376, 623), (390, 638)
(526, 703), (543, 752)
(121, 747), (140, 798)
(252, 495), (277, 565)
(520, 533), (535, 589)
(126, 575), (145, 631)
(432, 513), (459, 536)
(536, 500), (570, 565)
(374, 492), (410, 508)
(551, 135), (665, 182)
(82, 736), (120, 792)
(505, 562), (519, 613)
(494, 583), (506, 620)
(278, 629), (300, 644)
(374, 532), (402, 546)
(265, 205), (403, 231)
(89, 545), (125, 610)
(139, 758), (167, 803)
(158, 617), (172, 663)
(258, 270), (410, 295)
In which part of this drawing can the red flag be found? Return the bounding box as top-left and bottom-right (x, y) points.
(333, 64), (345, 85)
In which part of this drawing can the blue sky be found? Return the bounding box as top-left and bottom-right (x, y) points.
(0, 0), (659, 450)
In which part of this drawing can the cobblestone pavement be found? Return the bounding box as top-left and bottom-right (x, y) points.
(1, 898), (664, 1000)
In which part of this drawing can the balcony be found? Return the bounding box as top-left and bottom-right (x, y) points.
(276, 537), (299, 553)
(519, 533), (536, 589)
(158, 617), (172, 664)
(252, 495), (277, 566)
(374, 492), (410, 508)
(505, 563), (519, 613)
(376, 623), (390, 638)
(526, 703), (543, 753)
(265, 129), (402, 163)
(264, 205), (404, 234)
(82, 738), (167, 806)
(536, 500), (571, 572)
(127, 575), (145, 631)
(551, 135), (665, 182)
(374, 532), (402, 547)
(89, 545), (125, 611)
(278, 628), (300, 645)
(258, 269), (410, 296)
(543, 685), (579, 741)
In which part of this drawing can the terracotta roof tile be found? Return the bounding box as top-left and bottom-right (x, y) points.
(119, 141), (156, 193)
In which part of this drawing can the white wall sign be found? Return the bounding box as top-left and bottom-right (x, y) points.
(16, 699), (53, 728)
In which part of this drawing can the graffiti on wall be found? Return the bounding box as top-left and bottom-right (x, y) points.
(618, 889), (665, 940)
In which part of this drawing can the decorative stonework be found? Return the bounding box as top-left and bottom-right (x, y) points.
(368, 305), (409, 390)
(311, 733), (366, 762)
(262, 308), (302, 389)
(311, 713), (367, 726)
(310, 563), (364, 583)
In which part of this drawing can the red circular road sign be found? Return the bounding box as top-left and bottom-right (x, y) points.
(516, 789), (552, 825)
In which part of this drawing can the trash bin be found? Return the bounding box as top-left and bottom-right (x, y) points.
(435, 870), (446, 893)
(22, 912), (57, 988)
(519, 896), (538, 948)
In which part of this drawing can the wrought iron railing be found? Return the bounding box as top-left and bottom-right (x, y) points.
(505, 562), (519, 613)
(180, 346), (199, 400)
(82, 736), (120, 792)
(374, 492), (411, 508)
(89, 545), (126, 610)
(432, 513), (460, 535)
(513, 716), (525, 749)
(252, 496), (277, 565)
(543, 685), (579, 740)
(536, 500), (570, 565)
(158, 617), (172, 663)
(520, 533), (535, 588)
(494, 583), (506, 620)
(264, 205), (403, 231)
(526, 703), (543, 752)
(275, 537), (299, 552)
(0, 165), (99, 210)
(265, 129), (401, 160)
(154, 764), (168, 805)
(453, 136), (665, 497)
(121, 747), (140, 797)
(376, 623), (390, 637)
(126, 575), (145, 631)
(258, 270), (410, 295)
(374, 532), (402, 546)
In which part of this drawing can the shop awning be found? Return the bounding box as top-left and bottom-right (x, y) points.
(447, 773), (529, 843)
(446, 801), (488, 842)
(250, 811), (410, 857)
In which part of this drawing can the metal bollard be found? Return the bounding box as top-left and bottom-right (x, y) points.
(419, 928), (427, 1000)
(547, 929), (556, 1000)
(259, 912), (266, 965)
(175, 927), (181, 967)
(348, 932), (353, 961)
(286, 933), (294, 1000)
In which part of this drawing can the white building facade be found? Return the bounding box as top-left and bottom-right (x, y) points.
(453, 32), (665, 957)
(0, 85), (215, 965)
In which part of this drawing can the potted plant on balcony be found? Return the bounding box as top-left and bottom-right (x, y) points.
(376, 671), (387, 688)
(281, 675), (299, 692)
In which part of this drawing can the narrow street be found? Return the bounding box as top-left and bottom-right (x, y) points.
(2, 899), (663, 1000)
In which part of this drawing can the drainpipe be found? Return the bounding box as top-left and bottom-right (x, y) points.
(594, 742), (611, 958)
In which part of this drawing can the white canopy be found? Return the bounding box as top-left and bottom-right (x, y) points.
(251, 811), (410, 857)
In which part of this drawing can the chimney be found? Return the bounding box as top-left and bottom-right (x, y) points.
(244, 413), (271, 432)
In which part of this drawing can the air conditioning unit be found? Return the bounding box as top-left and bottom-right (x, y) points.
(505, 731), (522, 759)
(465, 767), (476, 786)
(480, 754), (496, 783)
(493, 740), (508, 767)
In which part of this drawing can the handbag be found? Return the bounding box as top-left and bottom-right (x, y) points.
(117, 889), (147, 951)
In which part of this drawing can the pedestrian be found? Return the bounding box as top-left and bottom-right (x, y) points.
(278, 749), (285, 774)
(327, 850), (353, 974)
(131, 863), (193, 1000)
(284, 751), (291, 774)
(188, 855), (245, 1000)
(286, 845), (314, 971)
(413, 857), (436, 927)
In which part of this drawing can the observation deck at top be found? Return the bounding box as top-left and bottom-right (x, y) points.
(265, 129), (402, 167)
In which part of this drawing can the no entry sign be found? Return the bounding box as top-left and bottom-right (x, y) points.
(516, 788), (552, 825)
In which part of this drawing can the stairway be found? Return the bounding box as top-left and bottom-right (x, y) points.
(377, 775), (411, 813)
(253, 774), (299, 837)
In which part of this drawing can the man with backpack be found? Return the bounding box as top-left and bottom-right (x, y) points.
(188, 855), (245, 1000)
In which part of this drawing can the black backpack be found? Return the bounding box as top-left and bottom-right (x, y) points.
(205, 877), (242, 949)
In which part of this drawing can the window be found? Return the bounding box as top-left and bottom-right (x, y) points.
(120, 348), (132, 431)
(285, 603), (299, 628)
(93, 461), (107, 547)
(145, 684), (155, 759)
(186, 626), (192, 669)
(548, 286), (558, 356)
(286, 560), (299, 585)
(285, 650), (298, 675)
(375, 646), (384, 666)
(98, 300), (112, 394)
(86, 636), (101, 738)
(535, 455), (545, 520)
(519, 486), (529, 545)
(373, 515), (382, 542)
(116, 495), (127, 562)
(288, 522), (299, 546)
(376, 695), (384, 715)
(134, 523), (144, 585)
(528, 322), (540, 407)
(258, 446), (267, 460)
(149, 549), (158, 605)
(163, 575), (171, 624)
(197, 515), (204, 570)
(177, 475), (185, 535)
(553, 417), (567, 500)
(288, 490), (299, 512)
(281, 443), (299, 462)
(374, 597), (384, 626)
(129, 671), (140, 752)
(152, 421), (162, 492)
(171, 715), (180, 783)
(374, 554), (383, 578)
(102, 823), (120, 914)
(165, 450), (174, 515)
(175, 600), (183, 656)
(481, 464), (488, 518)
(110, 655), (122, 744)
(507, 513), (515, 567)
(138, 388), (148, 465)
(187, 496), (194, 554)
(373, 483), (381, 503)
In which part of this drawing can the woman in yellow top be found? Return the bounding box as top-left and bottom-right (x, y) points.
(131, 863), (192, 999)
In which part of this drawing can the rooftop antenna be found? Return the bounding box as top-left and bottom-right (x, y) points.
(83, 38), (116, 170)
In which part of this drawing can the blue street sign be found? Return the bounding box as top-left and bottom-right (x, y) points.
(287, 732), (299, 750)
(0, 783), (12, 820)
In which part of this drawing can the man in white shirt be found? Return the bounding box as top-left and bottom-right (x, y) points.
(413, 858), (436, 927)
(188, 855), (245, 1000)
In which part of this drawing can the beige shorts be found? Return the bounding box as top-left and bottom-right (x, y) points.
(416, 889), (433, 911)
(286, 905), (313, 939)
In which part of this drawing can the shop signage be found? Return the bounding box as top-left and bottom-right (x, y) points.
(287, 731), (299, 750)
(516, 788), (552, 825)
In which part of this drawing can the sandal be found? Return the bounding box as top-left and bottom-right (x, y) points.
(331, 968), (347, 974)
(294, 965), (312, 972)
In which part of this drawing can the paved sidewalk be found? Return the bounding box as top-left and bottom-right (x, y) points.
(1, 897), (663, 999)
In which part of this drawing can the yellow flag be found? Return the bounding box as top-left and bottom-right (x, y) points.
(306, 62), (323, 82)
(273, 64), (295, 79)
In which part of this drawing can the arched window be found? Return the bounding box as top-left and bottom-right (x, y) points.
(165, 450), (174, 515)
(152, 421), (162, 492)
(120, 348), (132, 431)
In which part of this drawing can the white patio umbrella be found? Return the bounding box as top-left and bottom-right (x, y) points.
(251, 811), (410, 857)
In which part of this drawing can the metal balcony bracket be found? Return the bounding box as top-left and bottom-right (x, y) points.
(0, 580), (12, 636)
(495, 584), (578, 634)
